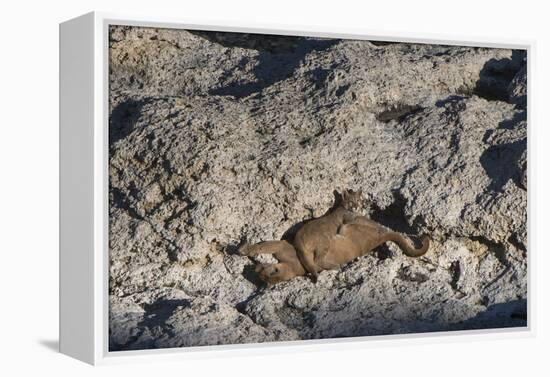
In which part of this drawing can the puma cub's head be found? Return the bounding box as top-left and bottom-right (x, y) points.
(256, 263), (296, 286)
(340, 189), (363, 212)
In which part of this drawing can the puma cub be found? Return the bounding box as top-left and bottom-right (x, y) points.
(239, 190), (429, 285)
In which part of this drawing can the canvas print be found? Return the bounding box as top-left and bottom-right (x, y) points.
(108, 25), (527, 351)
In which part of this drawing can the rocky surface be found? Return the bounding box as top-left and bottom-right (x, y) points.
(108, 25), (528, 351)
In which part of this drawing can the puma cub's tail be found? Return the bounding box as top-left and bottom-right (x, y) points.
(384, 232), (429, 257)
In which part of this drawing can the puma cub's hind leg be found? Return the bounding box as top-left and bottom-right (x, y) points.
(314, 254), (340, 271)
(295, 245), (322, 282)
(337, 214), (372, 236)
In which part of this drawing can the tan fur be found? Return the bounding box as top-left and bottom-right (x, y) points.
(239, 189), (429, 285)
(239, 240), (305, 286)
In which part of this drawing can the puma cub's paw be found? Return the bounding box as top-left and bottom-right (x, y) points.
(238, 243), (252, 256)
(309, 271), (319, 283)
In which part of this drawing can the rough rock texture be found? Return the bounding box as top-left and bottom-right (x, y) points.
(108, 26), (528, 351)
(508, 65), (527, 108)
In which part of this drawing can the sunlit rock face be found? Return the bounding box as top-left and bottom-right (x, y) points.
(108, 26), (527, 351)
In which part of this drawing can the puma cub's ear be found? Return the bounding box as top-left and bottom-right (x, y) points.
(341, 190), (348, 201)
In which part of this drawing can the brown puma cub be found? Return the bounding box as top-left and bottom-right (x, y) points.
(239, 189), (429, 285)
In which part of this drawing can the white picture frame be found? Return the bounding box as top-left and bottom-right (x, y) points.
(59, 11), (533, 365)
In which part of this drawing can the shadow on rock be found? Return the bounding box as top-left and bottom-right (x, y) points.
(480, 112), (527, 192)
(480, 140), (526, 192)
(449, 299), (527, 330)
(241, 264), (263, 286)
(137, 299), (190, 329)
(109, 98), (149, 145)
(197, 33), (340, 99)
(474, 50), (525, 101)
(188, 30), (302, 53)
(335, 299), (525, 338)
(109, 298), (192, 351)
(369, 191), (418, 236)
(496, 109), (527, 130)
